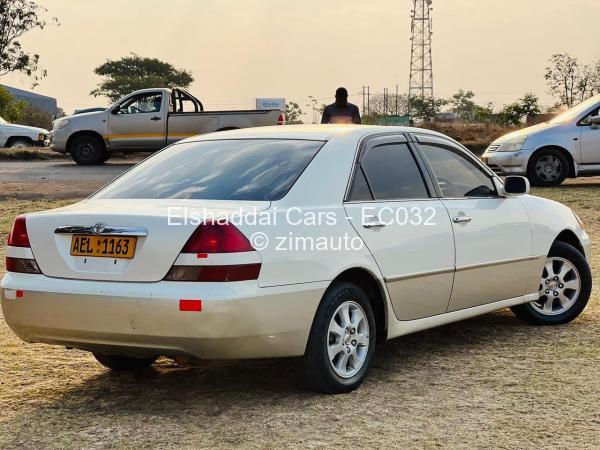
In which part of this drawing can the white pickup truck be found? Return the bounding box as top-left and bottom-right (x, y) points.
(0, 116), (49, 148)
(50, 88), (285, 165)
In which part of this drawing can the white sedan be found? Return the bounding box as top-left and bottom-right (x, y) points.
(1, 125), (592, 393)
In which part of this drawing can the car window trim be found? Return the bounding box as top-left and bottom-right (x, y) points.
(344, 133), (433, 203)
(118, 91), (163, 115)
(411, 134), (500, 199)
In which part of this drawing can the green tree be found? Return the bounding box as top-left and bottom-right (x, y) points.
(285, 102), (303, 124)
(408, 95), (447, 120)
(0, 0), (58, 84)
(544, 53), (600, 107)
(0, 86), (25, 122)
(449, 89), (476, 121)
(91, 54), (194, 102)
(499, 93), (541, 126)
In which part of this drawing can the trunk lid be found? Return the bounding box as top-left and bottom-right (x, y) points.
(26, 199), (269, 282)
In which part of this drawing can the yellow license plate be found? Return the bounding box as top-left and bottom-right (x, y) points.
(70, 235), (137, 259)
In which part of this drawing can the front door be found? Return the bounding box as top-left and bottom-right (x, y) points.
(580, 105), (600, 164)
(344, 135), (455, 321)
(415, 135), (538, 312)
(108, 91), (166, 150)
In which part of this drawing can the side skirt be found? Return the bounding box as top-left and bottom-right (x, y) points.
(386, 293), (538, 340)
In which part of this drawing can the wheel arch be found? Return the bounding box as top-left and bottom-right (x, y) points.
(216, 127), (240, 132)
(66, 130), (107, 154)
(553, 229), (585, 255)
(5, 136), (34, 146)
(529, 145), (576, 178)
(326, 267), (389, 344)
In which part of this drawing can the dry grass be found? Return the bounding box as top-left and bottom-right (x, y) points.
(0, 184), (599, 449)
(421, 123), (520, 154)
(0, 147), (67, 161)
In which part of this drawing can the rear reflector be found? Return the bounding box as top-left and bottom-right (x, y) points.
(16, 290), (24, 298)
(8, 215), (30, 248)
(182, 222), (255, 254)
(165, 264), (261, 282)
(179, 299), (202, 312)
(6, 257), (41, 274)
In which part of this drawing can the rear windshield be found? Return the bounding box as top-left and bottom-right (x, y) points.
(94, 139), (324, 201)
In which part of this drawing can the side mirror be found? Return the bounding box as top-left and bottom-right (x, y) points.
(590, 115), (600, 129)
(503, 176), (530, 196)
(111, 106), (121, 115)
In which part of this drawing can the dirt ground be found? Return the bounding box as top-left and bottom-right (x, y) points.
(0, 181), (599, 449)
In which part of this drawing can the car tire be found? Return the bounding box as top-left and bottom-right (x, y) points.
(93, 353), (158, 371)
(303, 282), (376, 394)
(8, 138), (33, 148)
(511, 241), (591, 325)
(527, 148), (569, 187)
(70, 135), (107, 165)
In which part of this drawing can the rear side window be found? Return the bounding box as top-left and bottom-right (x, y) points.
(94, 139), (323, 201)
(357, 143), (429, 200)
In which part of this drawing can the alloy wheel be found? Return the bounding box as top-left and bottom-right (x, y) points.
(535, 155), (563, 182)
(533, 257), (581, 316)
(327, 301), (370, 378)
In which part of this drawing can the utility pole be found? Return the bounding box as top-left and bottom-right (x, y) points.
(408, 0), (434, 114)
(367, 86), (370, 117)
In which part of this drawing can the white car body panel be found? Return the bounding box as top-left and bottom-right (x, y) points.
(0, 120), (49, 147)
(1, 125), (591, 360)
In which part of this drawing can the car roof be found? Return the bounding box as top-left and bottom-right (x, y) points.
(182, 124), (452, 143)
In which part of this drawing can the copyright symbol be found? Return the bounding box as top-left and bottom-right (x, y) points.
(250, 232), (269, 251)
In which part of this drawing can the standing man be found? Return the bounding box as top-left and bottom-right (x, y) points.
(321, 87), (361, 124)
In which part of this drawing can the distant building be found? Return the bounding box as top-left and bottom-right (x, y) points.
(1, 84), (58, 116)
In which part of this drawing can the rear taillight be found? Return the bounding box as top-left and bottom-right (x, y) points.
(277, 113), (285, 125)
(6, 215), (41, 274)
(8, 215), (30, 247)
(182, 222), (254, 254)
(165, 222), (261, 282)
(6, 257), (41, 274)
(165, 264), (261, 282)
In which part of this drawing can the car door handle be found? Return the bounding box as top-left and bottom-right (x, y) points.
(363, 221), (386, 229)
(151, 116), (162, 121)
(453, 216), (472, 223)
(362, 216), (387, 229)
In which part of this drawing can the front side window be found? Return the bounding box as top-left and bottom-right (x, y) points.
(94, 139), (323, 201)
(118, 93), (163, 114)
(419, 143), (496, 198)
(354, 142), (429, 201)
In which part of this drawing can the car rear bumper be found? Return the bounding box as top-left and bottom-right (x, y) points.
(1, 273), (327, 359)
(481, 150), (530, 175)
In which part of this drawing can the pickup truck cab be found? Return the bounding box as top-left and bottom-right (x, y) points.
(50, 88), (285, 165)
(0, 116), (49, 148)
(482, 95), (600, 186)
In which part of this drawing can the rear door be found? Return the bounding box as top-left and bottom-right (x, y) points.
(344, 135), (456, 320)
(108, 91), (167, 150)
(414, 134), (537, 312)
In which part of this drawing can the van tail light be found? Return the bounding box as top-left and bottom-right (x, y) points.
(6, 215), (41, 274)
(165, 222), (261, 282)
(8, 215), (30, 247)
(277, 113), (286, 125)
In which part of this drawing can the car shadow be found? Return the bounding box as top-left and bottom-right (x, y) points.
(6, 310), (530, 408)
